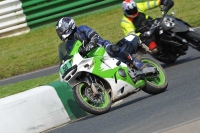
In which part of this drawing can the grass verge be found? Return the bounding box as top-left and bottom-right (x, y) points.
(0, 73), (59, 98)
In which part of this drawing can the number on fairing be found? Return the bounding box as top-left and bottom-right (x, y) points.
(60, 60), (72, 74)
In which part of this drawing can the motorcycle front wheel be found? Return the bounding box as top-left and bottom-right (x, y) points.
(140, 57), (168, 95)
(73, 82), (111, 115)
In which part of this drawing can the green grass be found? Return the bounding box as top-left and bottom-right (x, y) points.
(0, 0), (200, 98)
(0, 73), (59, 98)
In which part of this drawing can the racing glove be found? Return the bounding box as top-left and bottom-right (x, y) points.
(85, 41), (98, 52)
(79, 42), (97, 56)
(160, 0), (174, 12)
(84, 32), (100, 52)
(90, 33), (99, 44)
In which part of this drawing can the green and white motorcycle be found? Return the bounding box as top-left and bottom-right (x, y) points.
(58, 34), (168, 115)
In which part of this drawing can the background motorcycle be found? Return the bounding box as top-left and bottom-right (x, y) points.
(58, 34), (168, 115)
(136, 6), (200, 64)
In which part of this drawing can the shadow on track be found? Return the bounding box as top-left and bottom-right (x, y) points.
(73, 94), (153, 122)
(161, 56), (200, 69)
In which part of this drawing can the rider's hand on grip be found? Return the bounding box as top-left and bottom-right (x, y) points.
(85, 41), (97, 52)
(90, 34), (99, 44)
(79, 46), (87, 56)
(160, 0), (174, 12)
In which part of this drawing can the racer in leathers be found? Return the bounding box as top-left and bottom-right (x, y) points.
(56, 17), (146, 70)
(121, 0), (174, 54)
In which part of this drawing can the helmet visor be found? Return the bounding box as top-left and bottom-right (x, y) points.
(126, 7), (138, 15)
(56, 23), (69, 35)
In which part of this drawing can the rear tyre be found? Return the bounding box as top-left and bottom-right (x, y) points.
(185, 31), (200, 51)
(185, 31), (200, 41)
(140, 57), (168, 95)
(73, 82), (111, 115)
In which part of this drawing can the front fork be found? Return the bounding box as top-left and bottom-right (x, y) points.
(84, 73), (99, 95)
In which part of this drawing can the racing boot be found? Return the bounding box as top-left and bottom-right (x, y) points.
(132, 58), (157, 79)
(129, 58), (146, 82)
(133, 58), (146, 70)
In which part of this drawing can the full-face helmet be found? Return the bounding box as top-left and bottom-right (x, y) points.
(56, 17), (76, 41)
(122, 0), (138, 18)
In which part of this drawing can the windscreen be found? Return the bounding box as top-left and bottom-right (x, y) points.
(58, 40), (76, 66)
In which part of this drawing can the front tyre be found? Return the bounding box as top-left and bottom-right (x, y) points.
(73, 82), (111, 115)
(141, 57), (168, 95)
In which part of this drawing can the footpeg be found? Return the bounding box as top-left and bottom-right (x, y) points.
(129, 67), (158, 82)
(141, 67), (157, 74)
(134, 67), (156, 75)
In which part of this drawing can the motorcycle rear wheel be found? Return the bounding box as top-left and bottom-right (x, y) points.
(73, 82), (111, 115)
(185, 31), (200, 41)
(140, 57), (168, 95)
(185, 31), (200, 51)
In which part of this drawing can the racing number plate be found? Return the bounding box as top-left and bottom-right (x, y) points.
(60, 60), (72, 75)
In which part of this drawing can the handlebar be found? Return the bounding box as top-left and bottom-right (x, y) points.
(142, 8), (168, 39)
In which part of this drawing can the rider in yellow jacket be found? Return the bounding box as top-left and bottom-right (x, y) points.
(121, 0), (174, 54)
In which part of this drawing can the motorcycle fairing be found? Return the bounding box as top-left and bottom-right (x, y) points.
(104, 78), (144, 101)
(161, 15), (189, 32)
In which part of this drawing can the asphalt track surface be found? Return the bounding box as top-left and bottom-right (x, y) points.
(1, 29), (200, 133)
(0, 65), (59, 86)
